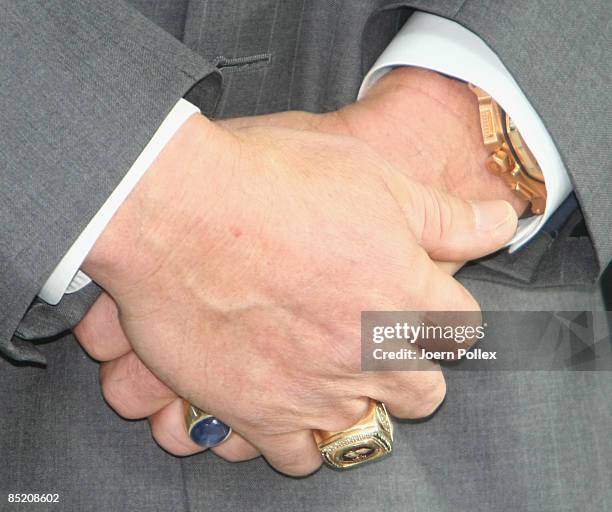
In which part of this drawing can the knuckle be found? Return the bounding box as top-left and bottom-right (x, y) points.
(74, 319), (103, 358)
(101, 379), (131, 418)
(74, 296), (120, 361)
(239, 406), (279, 436)
(327, 344), (361, 376)
(215, 451), (245, 463)
(411, 374), (447, 418)
(258, 434), (322, 477)
(86, 343), (109, 362)
(456, 287), (481, 313)
(141, 372), (172, 399)
(466, 294), (481, 313)
(275, 455), (322, 477)
(124, 352), (146, 379)
(318, 401), (367, 433)
(125, 353), (168, 396)
(325, 330), (363, 376)
(319, 416), (358, 434)
(214, 445), (256, 463)
(149, 420), (185, 456)
(149, 414), (202, 457)
(149, 419), (168, 448)
(100, 366), (140, 419)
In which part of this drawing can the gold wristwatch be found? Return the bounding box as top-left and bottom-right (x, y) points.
(468, 83), (547, 215)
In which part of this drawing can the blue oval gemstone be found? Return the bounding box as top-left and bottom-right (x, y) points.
(189, 416), (231, 448)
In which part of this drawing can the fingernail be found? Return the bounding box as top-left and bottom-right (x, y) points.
(471, 200), (517, 232)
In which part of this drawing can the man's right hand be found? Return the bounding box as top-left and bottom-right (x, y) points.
(75, 113), (517, 476)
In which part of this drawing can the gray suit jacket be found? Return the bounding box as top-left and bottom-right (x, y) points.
(0, 0), (609, 362)
(0, 2), (610, 511)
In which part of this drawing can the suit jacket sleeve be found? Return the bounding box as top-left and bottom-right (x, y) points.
(0, 0), (221, 362)
(452, 0), (610, 286)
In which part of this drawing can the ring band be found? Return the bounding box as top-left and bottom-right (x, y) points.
(314, 400), (393, 469)
(183, 401), (232, 448)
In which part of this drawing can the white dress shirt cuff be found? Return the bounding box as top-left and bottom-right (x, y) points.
(38, 98), (200, 305)
(359, 12), (573, 252)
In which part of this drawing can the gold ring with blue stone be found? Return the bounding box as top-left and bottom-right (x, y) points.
(184, 401), (232, 448)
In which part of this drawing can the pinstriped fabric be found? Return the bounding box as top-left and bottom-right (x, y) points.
(182, 1), (406, 117)
(175, 0), (606, 287)
(5, 282), (607, 511)
(0, 0), (219, 362)
(1, 1), (610, 511)
(10, 0), (606, 356)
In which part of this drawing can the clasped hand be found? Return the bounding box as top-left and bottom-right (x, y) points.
(74, 68), (517, 476)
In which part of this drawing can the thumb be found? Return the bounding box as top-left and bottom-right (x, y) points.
(383, 173), (518, 261)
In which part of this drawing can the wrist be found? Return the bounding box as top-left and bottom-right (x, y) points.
(83, 113), (237, 295)
(346, 67), (528, 214)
